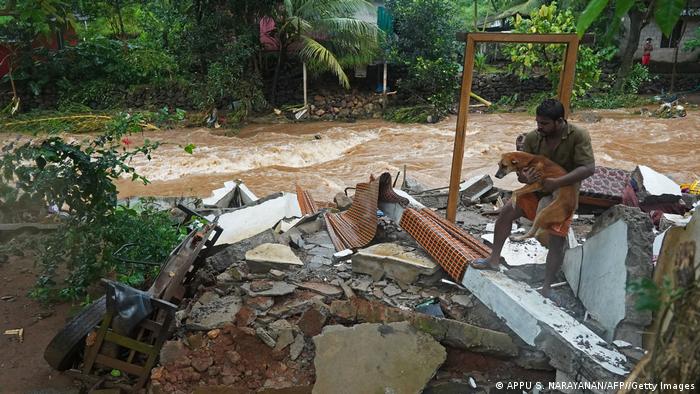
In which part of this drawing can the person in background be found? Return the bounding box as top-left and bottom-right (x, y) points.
(642, 38), (653, 66)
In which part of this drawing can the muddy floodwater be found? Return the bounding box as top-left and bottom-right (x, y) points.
(110, 110), (699, 201)
(8, 110), (698, 201)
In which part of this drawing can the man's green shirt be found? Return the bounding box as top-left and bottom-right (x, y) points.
(522, 122), (595, 172)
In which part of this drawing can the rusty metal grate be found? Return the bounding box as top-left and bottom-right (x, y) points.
(296, 184), (319, 215)
(400, 208), (490, 281)
(324, 180), (379, 251)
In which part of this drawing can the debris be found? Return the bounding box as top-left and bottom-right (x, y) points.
(202, 180), (258, 208)
(298, 282), (342, 297)
(352, 243), (439, 284)
(459, 175), (494, 205)
(4, 328), (24, 343)
(333, 192), (353, 210)
(324, 179), (379, 251)
(331, 248), (354, 263)
(245, 243), (304, 273)
(631, 165), (682, 205)
(312, 322), (446, 394)
(298, 307), (328, 337)
(382, 284), (402, 297)
(289, 334), (305, 361)
(241, 281), (297, 297)
(187, 294), (243, 331)
(256, 327), (277, 348)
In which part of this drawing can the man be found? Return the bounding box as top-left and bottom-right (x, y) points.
(642, 38), (653, 66)
(471, 98), (595, 301)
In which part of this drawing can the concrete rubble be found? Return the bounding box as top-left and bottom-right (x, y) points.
(124, 173), (667, 393)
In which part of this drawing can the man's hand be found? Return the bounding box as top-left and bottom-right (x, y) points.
(541, 178), (561, 193)
(517, 167), (540, 184)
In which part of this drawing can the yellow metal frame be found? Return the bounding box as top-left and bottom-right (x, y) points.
(446, 32), (580, 222)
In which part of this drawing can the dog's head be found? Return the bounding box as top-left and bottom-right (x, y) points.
(495, 152), (534, 179)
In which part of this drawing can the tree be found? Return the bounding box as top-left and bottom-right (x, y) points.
(576, 0), (687, 92)
(386, 0), (462, 119)
(269, 0), (381, 103)
(504, 2), (605, 100)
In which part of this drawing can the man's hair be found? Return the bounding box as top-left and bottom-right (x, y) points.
(536, 98), (565, 121)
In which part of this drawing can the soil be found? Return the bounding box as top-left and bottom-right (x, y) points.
(0, 255), (78, 393)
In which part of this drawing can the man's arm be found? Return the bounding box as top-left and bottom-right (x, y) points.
(541, 163), (595, 192)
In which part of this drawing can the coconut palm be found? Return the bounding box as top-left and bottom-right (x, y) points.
(270, 0), (381, 103)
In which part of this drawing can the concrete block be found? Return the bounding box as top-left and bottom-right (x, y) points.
(352, 243), (439, 283)
(459, 174), (493, 205)
(562, 206), (653, 346)
(312, 322), (446, 394)
(187, 294), (242, 330)
(206, 229), (277, 273)
(462, 267), (629, 384)
(481, 233), (548, 266)
(631, 165), (682, 204)
(245, 243), (304, 273)
(210, 192), (302, 246)
(203, 180), (257, 208)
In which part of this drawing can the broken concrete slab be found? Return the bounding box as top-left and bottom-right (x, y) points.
(312, 322), (446, 394)
(187, 294), (243, 330)
(245, 243), (304, 273)
(298, 307), (328, 337)
(562, 205), (653, 346)
(206, 229), (277, 273)
(203, 180), (258, 208)
(462, 268), (629, 384)
(289, 334), (305, 361)
(241, 281), (297, 297)
(352, 243), (439, 284)
(211, 192), (302, 246)
(659, 213), (691, 231)
(459, 174), (493, 205)
(631, 165), (682, 204)
(298, 282), (342, 297)
(330, 298), (517, 357)
(481, 233), (548, 266)
(331, 249), (353, 263)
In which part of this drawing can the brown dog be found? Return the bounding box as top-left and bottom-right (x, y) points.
(495, 151), (576, 245)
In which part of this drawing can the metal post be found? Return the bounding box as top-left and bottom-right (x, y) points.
(303, 62), (308, 110)
(383, 60), (388, 97)
(446, 35), (476, 222)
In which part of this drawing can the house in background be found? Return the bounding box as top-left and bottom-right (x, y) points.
(621, 3), (700, 64)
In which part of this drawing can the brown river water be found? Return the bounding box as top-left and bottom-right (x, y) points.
(5, 110), (698, 201)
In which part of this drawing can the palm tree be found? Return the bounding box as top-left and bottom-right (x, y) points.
(270, 0), (381, 104)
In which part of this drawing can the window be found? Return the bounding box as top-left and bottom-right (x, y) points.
(660, 21), (685, 48)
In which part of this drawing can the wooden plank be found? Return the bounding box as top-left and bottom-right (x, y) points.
(83, 313), (113, 374)
(94, 354), (145, 376)
(138, 318), (163, 334)
(447, 35), (476, 222)
(456, 32), (579, 44)
(558, 38), (580, 118)
(104, 331), (155, 355)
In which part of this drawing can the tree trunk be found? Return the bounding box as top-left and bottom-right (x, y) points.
(271, 46), (286, 105)
(614, 10), (645, 92)
(670, 22), (687, 93)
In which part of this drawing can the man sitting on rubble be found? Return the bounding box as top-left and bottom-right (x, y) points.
(471, 98), (596, 301)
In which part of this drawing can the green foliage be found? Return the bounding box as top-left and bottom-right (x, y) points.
(383, 105), (434, 123)
(628, 276), (685, 312)
(0, 113), (157, 221)
(273, 0), (381, 89)
(386, 0), (460, 60)
(31, 205), (181, 302)
(192, 35), (266, 112)
(0, 110), (182, 301)
(623, 63), (653, 94)
(684, 27), (700, 52)
(577, 0), (685, 38)
(504, 2), (605, 99)
(573, 92), (651, 109)
(386, 0), (461, 120)
(399, 57), (460, 119)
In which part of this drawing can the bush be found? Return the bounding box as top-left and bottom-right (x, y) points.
(623, 63), (654, 95)
(0, 112), (176, 302)
(386, 0), (461, 121)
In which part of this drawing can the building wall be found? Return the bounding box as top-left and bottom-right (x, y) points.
(621, 18), (700, 63)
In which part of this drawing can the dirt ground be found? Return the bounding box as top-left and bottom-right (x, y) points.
(0, 255), (77, 393)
